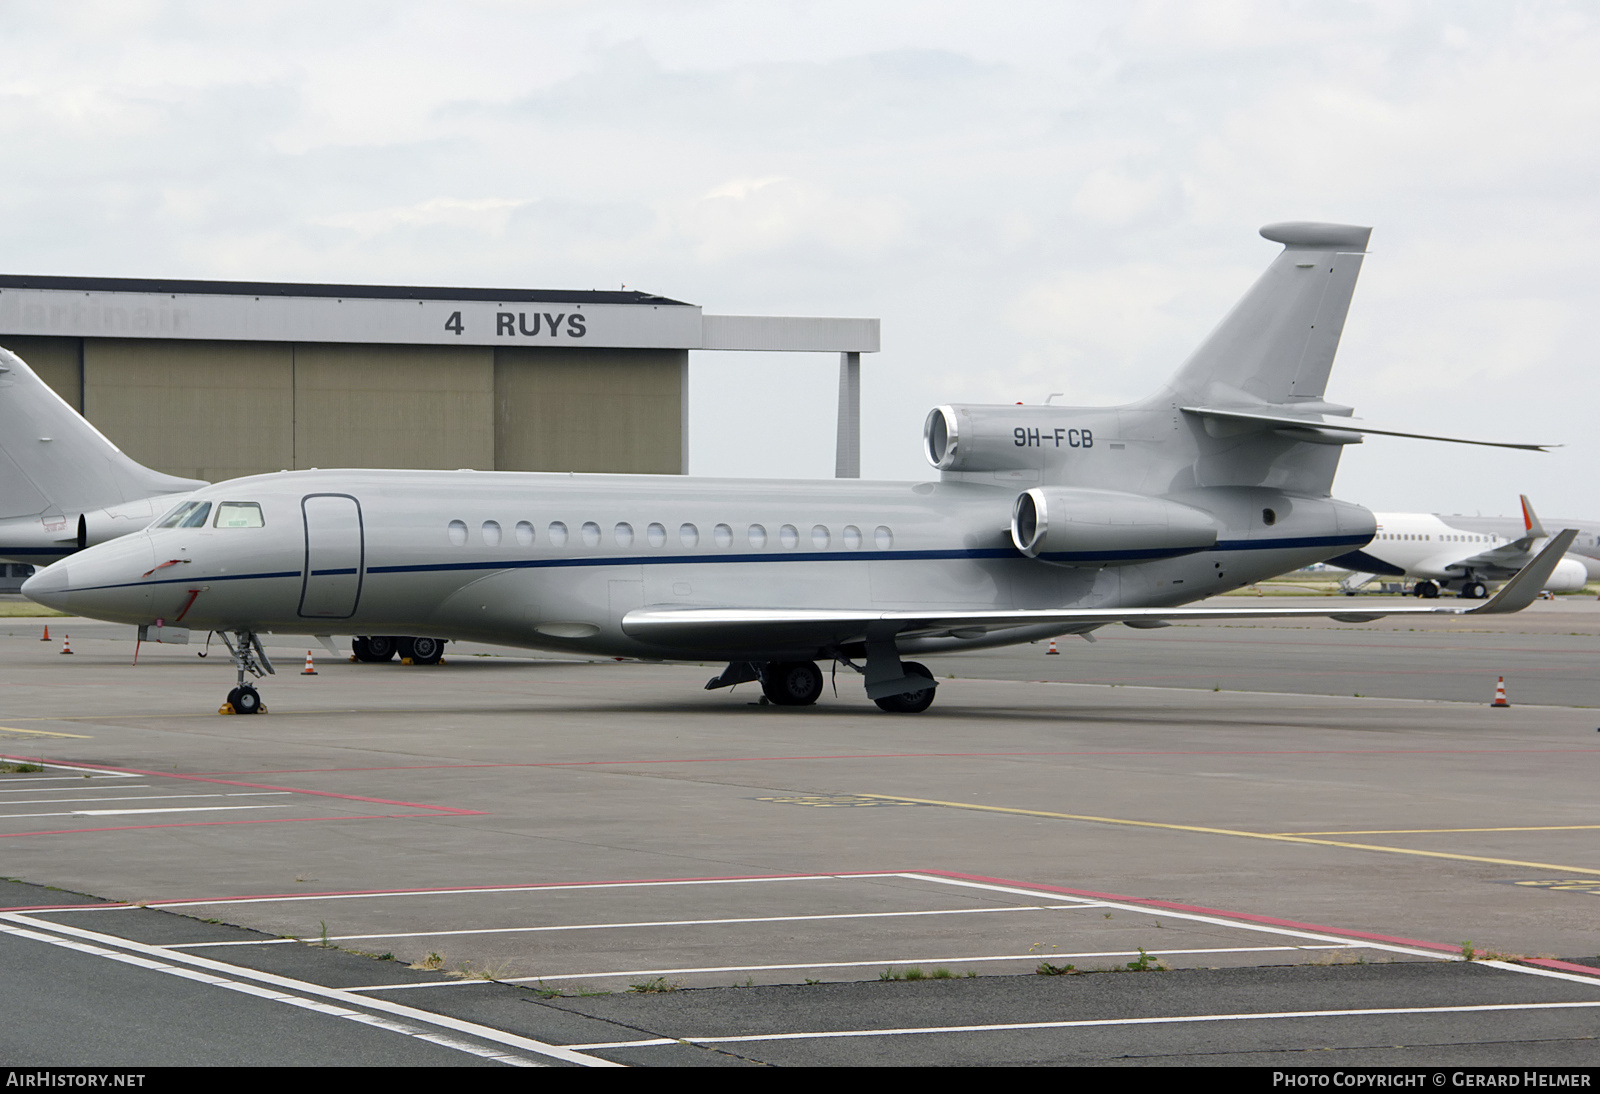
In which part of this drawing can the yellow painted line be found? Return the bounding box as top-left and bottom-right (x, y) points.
(1271, 826), (1600, 836)
(0, 726), (91, 739)
(856, 794), (1600, 878)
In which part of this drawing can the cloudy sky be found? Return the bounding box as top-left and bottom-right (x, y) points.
(2, 1), (1595, 518)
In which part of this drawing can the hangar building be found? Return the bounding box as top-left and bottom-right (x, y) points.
(0, 275), (878, 484)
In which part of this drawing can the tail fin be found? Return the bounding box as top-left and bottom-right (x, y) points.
(0, 346), (206, 523)
(1167, 222), (1371, 406)
(1519, 494), (1546, 539)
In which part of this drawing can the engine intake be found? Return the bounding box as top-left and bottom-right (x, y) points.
(1011, 487), (1219, 565)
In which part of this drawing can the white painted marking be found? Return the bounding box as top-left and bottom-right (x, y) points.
(340, 945), (1352, 991)
(162, 903), (1105, 948)
(895, 873), (1461, 962)
(0, 912), (617, 1067)
(92, 871), (920, 910)
(0, 921), (542, 1066)
(1, 792), (289, 807)
(0, 784), (153, 793)
(6, 805), (293, 819)
(563, 1000), (1600, 1050)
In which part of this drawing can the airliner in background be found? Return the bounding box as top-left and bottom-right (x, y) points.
(1329, 495), (1599, 598)
(17, 222), (1572, 714)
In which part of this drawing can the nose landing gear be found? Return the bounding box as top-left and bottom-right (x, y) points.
(218, 630), (274, 715)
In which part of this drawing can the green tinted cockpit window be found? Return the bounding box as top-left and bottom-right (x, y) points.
(153, 501), (212, 529)
(214, 502), (264, 529)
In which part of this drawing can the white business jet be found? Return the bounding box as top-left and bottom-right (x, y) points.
(1329, 495), (1597, 598)
(22, 222), (1572, 715)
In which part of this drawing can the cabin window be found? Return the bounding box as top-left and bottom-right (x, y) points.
(615, 522), (634, 547)
(515, 521), (535, 547)
(843, 525), (862, 549)
(548, 521), (568, 547)
(154, 500), (212, 529)
(681, 523), (700, 547)
(779, 524), (799, 548)
(647, 522), (666, 548)
(214, 502), (264, 529)
(748, 524), (768, 548)
(447, 519), (468, 546)
(582, 521), (601, 547)
(714, 523), (733, 548)
(875, 525), (894, 549)
(812, 524), (830, 549)
(482, 520), (502, 547)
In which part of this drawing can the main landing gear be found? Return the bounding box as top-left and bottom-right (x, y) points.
(218, 630), (274, 715)
(352, 635), (446, 665)
(704, 646), (939, 713)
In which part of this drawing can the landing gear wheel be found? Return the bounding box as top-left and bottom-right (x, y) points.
(401, 636), (445, 665)
(353, 635), (398, 662)
(231, 685), (262, 715)
(874, 661), (936, 714)
(1465, 582), (1488, 600)
(1415, 581), (1440, 599)
(761, 661), (824, 706)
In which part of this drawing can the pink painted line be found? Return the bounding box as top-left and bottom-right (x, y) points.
(1519, 958), (1600, 977)
(0, 812), (484, 840)
(923, 869), (1462, 954)
(0, 756), (477, 815)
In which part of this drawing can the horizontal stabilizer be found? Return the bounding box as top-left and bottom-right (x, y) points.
(622, 531), (1578, 649)
(1181, 406), (1557, 451)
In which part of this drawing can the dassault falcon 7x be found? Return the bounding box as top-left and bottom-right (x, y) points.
(22, 222), (1570, 715)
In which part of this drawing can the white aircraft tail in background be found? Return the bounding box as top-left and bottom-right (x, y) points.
(0, 347), (205, 565)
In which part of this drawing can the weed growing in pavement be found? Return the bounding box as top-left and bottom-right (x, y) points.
(1035, 962), (1077, 976)
(0, 763), (43, 774)
(410, 952), (445, 971)
(1123, 948), (1166, 972)
(628, 977), (681, 993)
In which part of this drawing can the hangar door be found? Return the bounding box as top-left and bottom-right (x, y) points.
(299, 494), (365, 619)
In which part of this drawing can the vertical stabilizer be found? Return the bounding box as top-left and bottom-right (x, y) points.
(1167, 222), (1371, 407)
(0, 346), (206, 522)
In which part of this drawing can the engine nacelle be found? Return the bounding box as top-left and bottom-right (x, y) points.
(925, 404), (1103, 473)
(1544, 557), (1588, 593)
(1011, 487), (1219, 566)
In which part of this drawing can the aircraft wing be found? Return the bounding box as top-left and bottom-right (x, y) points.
(1180, 406), (1557, 451)
(623, 531), (1577, 649)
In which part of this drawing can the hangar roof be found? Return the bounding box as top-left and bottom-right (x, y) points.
(0, 274), (688, 307)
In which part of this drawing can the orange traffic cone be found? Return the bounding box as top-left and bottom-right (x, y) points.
(302, 651), (317, 675)
(1046, 638), (1060, 655)
(40, 624), (49, 642)
(60, 634), (72, 655)
(1491, 676), (1509, 708)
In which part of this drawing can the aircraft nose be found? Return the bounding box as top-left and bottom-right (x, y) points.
(20, 562), (70, 609)
(22, 535), (157, 622)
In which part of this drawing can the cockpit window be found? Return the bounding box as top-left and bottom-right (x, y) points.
(153, 501), (212, 529)
(214, 502), (264, 529)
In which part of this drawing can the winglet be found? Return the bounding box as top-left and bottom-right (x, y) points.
(1520, 494), (1547, 538)
(1467, 529), (1577, 615)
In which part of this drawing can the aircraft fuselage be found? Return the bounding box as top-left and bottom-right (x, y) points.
(26, 468), (1374, 662)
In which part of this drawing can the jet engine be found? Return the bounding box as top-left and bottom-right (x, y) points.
(1544, 556), (1588, 593)
(925, 405), (1104, 473)
(1010, 487), (1219, 565)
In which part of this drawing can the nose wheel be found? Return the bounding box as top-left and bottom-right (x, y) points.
(218, 630), (274, 714)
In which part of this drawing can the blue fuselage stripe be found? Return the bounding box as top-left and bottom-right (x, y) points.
(48, 534), (1371, 595)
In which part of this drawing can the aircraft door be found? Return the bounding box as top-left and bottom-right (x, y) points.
(299, 494), (365, 619)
